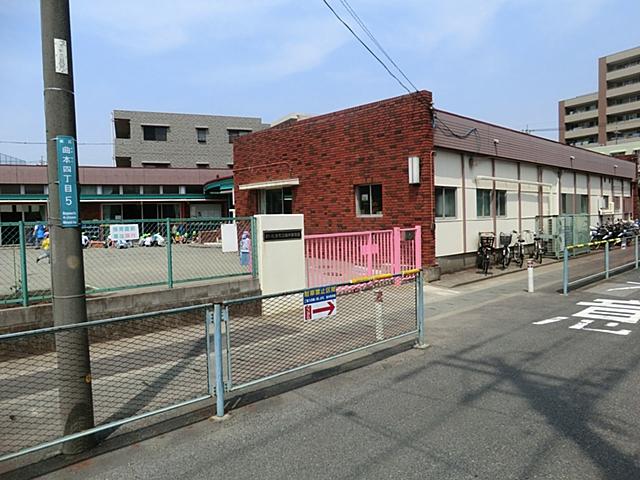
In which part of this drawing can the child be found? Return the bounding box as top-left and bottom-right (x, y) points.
(36, 233), (50, 264)
(239, 231), (251, 267)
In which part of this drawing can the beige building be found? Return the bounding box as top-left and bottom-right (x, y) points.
(559, 46), (640, 156)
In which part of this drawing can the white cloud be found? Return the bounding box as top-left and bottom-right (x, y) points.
(73, 0), (290, 55)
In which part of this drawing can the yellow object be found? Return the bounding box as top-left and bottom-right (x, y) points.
(41, 238), (50, 250)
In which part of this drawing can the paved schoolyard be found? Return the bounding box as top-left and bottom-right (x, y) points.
(0, 244), (250, 302)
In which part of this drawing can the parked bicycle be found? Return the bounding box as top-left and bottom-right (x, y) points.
(510, 230), (527, 268)
(476, 232), (495, 275)
(497, 232), (512, 269)
(532, 231), (545, 264)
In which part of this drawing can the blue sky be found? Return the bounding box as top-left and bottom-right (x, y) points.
(1, 0), (639, 165)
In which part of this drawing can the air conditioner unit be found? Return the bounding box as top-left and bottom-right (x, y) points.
(599, 201), (615, 215)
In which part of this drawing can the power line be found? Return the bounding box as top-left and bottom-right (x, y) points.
(337, 0), (419, 92)
(320, 0), (413, 95)
(0, 140), (112, 145)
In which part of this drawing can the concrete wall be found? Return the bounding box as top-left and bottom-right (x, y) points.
(0, 277), (260, 334)
(114, 110), (268, 169)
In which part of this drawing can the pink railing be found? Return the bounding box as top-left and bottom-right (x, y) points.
(305, 226), (422, 288)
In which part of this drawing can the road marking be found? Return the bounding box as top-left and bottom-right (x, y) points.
(533, 299), (640, 336)
(532, 316), (568, 325)
(607, 281), (640, 292)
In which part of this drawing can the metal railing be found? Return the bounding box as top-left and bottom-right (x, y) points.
(304, 226), (422, 288)
(0, 304), (215, 462)
(562, 236), (640, 294)
(222, 269), (424, 392)
(0, 271), (425, 463)
(0, 217), (257, 307)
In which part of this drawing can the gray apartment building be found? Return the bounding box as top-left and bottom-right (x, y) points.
(559, 46), (640, 156)
(113, 110), (268, 169)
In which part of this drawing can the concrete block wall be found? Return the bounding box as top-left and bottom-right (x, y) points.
(114, 110), (268, 169)
(233, 91), (437, 267)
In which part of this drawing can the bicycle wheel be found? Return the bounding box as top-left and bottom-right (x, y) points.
(482, 253), (490, 275)
(502, 248), (510, 269)
(514, 246), (524, 268)
(535, 243), (543, 264)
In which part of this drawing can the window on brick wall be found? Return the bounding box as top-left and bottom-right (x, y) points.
(435, 187), (456, 218)
(356, 184), (382, 216)
(259, 188), (293, 214)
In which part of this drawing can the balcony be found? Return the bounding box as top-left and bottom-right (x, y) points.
(607, 100), (640, 115)
(607, 82), (640, 98)
(564, 125), (599, 139)
(563, 92), (597, 108)
(564, 109), (598, 123)
(607, 63), (640, 82)
(606, 117), (640, 133)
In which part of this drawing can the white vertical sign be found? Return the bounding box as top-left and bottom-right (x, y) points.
(221, 223), (239, 252)
(54, 38), (68, 74)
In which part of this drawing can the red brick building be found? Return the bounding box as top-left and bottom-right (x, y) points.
(233, 91), (637, 276)
(234, 92), (436, 267)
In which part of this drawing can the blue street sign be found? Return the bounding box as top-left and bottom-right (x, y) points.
(56, 135), (79, 227)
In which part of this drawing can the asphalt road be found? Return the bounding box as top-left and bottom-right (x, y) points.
(33, 265), (640, 480)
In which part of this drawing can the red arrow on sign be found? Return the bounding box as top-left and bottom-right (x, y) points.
(313, 301), (335, 316)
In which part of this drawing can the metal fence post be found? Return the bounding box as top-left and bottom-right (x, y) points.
(213, 304), (225, 417)
(416, 270), (427, 347)
(605, 241), (610, 279)
(250, 216), (258, 279)
(166, 218), (173, 288)
(18, 221), (29, 307)
(392, 227), (401, 275)
(205, 308), (214, 397)
(562, 248), (569, 296)
(635, 235), (639, 270)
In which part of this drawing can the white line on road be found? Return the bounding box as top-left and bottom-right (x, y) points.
(532, 316), (568, 325)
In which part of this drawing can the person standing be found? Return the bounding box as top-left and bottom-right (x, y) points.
(34, 223), (46, 248)
(239, 231), (251, 268)
(36, 232), (51, 264)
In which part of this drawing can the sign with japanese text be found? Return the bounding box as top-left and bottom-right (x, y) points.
(304, 285), (337, 321)
(56, 136), (79, 227)
(109, 224), (140, 241)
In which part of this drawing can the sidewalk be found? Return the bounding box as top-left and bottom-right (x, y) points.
(433, 257), (561, 288)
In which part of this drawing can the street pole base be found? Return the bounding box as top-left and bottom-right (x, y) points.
(414, 342), (430, 350)
(209, 413), (230, 422)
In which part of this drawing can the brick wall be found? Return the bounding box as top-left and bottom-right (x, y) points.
(233, 91), (437, 266)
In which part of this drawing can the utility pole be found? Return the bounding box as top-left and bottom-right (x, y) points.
(40, 0), (95, 454)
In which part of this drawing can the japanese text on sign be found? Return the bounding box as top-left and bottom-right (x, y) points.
(56, 136), (79, 227)
(304, 286), (337, 321)
(109, 224), (140, 241)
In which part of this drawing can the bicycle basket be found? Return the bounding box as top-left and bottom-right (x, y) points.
(479, 233), (495, 248)
(499, 233), (512, 247)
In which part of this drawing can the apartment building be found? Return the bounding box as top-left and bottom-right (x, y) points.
(113, 110), (268, 169)
(559, 46), (640, 156)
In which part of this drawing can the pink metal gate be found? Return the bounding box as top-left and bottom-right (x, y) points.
(305, 226), (422, 287)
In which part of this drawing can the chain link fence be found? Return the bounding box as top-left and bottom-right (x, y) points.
(0, 218), (256, 307)
(562, 236), (640, 294)
(0, 305), (213, 461)
(223, 271), (423, 391)
(0, 271), (425, 464)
